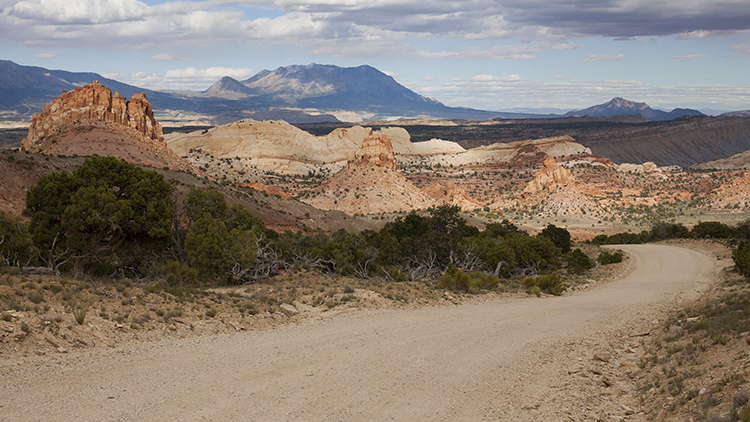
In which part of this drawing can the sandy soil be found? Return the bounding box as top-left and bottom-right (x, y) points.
(0, 244), (727, 421)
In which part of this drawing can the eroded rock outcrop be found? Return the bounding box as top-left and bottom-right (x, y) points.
(424, 183), (482, 211)
(303, 131), (435, 215)
(350, 132), (396, 169)
(524, 157), (576, 193)
(23, 81), (163, 150)
(21, 81), (195, 173)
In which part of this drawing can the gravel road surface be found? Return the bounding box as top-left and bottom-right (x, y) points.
(0, 244), (720, 421)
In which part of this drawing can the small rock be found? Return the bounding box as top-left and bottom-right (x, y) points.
(2, 323), (14, 333)
(226, 321), (245, 331)
(12, 332), (25, 341)
(280, 303), (299, 314)
(734, 391), (749, 407)
(56, 346), (68, 353)
(594, 353), (610, 363)
(602, 376), (613, 387)
(35, 350), (46, 356)
(699, 387), (707, 395)
(621, 404), (634, 415)
(45, 336), (61, 348)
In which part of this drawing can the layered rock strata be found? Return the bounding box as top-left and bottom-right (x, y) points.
(524, 157), (576, 193)
(21, 81), (195, 173)
(303, 131), (435, 215)
(23, 81), (163, 150)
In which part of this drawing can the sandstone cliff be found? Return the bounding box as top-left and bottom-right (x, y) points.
(21, 81), (194, 173)
(303, 131), (435, 215)
(523, 157), (576, 193)
(23, 81), (162, 149)
(166, 119), (464, 175)
(398, 136), (592, 169)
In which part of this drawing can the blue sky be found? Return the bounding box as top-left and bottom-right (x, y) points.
(1, 0), (749, 113)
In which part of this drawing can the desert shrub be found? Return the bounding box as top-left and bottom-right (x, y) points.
(25, 157), (172, 274)
(566, 248), (593, 274)
(692, 221), (732, 239)
(592, 232), (643, 245)
(384, 205), (479, 273)
(181, 191), (267, 283)
(539, 224), (571, 254)
(734, 220), (750, 243)
(159, 260), (199, 287)
(642, 222), (690, 242)
(437, 266), (499, 293)
(597, 250), (623, 265)
(733, 242), (750, 279)
(522, 274), (565, 296)
(72, 301), (89, 325)
(0, 212), (35, 268)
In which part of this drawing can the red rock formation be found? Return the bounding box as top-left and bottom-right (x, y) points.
(351, 132), (396, 169)
(22, 81), (164, 151)
(304, 130), (435, 215)
(424, 183), (482, 210)
(20, 81), (197, 174)
(243, 182), (293, 200)
(523, 157), (576, 193)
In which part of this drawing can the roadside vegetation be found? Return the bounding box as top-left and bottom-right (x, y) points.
(592, 219), (750, 421)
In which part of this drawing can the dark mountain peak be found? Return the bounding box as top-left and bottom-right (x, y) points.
(565, 97), (651, 118)
(565, 97), (705, 122)
(240, 63), (442, 114)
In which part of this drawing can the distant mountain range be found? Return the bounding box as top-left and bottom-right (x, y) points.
(0, 59), (745, 124)
(563, 97), (705, 121)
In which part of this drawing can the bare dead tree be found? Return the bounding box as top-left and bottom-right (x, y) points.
(291, 252), (326, 271)
(398, 249), (439, 281)
(448, 243), (484, 273)
(225, 232), (287, 284)
(493, 260), (507, 278)
(40, 233), (73, 275)
(515, 261), (541, 278)
(352, 255), (377, 280)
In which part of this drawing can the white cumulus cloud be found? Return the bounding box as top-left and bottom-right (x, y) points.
(105, 66), (256, 90)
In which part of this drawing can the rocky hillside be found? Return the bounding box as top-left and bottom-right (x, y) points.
(692, 149), (750, 170)
(166, 119), (463, 176)
(21, 81), (195, 173)
(302, 131), (436, 215)
(0, 149), (373, 234)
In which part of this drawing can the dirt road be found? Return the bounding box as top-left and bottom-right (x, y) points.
(0, 244), (723, 421)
